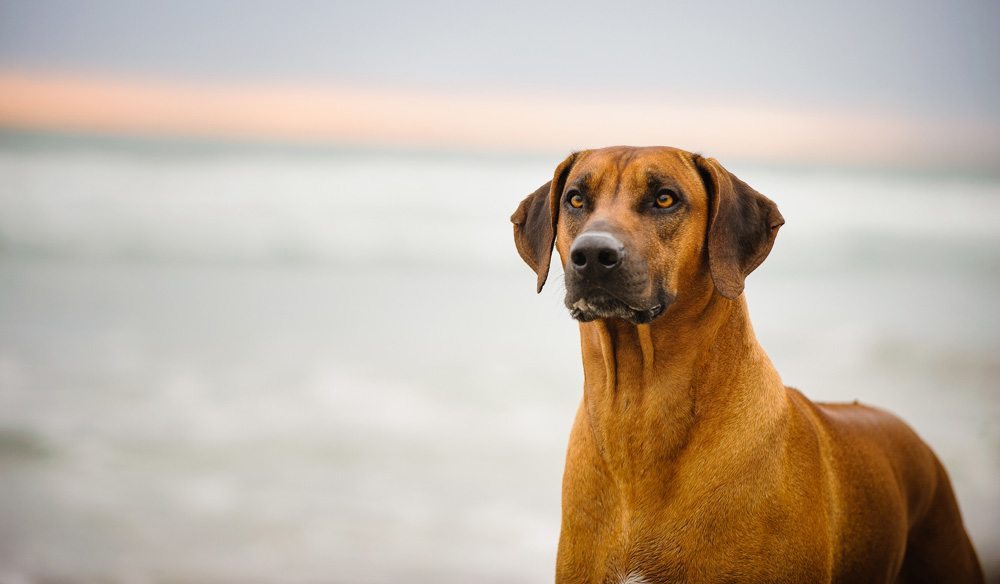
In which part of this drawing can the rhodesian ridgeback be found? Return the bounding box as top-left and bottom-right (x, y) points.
(511, 146), (983, 584)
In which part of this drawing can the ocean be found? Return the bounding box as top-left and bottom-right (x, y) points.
(1, 133), (998, 582)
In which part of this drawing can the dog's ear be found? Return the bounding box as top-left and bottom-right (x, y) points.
(695, 155), (784, 300)
(511, 153), (578, 292)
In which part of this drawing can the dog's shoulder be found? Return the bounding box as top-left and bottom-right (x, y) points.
(789, 387), (942, 496)
(785, 386), (914, 438)
(811, 396), (922, 447)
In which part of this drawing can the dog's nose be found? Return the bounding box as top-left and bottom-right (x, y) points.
(570, 232), (624, 277)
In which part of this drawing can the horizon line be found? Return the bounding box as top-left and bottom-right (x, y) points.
(1, 70), (998, 171)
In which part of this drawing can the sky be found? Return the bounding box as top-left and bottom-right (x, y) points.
(0, 0), (998, 167)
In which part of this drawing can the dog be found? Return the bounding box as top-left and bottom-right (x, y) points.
(511, 146), (983, 583)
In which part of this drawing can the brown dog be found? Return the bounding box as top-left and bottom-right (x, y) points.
(511, 146), (983, 584)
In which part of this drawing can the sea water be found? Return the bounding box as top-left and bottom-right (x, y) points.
(0, 133), (998, 582)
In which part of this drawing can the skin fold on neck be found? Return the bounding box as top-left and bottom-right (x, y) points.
(576, 291), (788, 498)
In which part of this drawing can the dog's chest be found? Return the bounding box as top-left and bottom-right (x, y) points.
(618, 572), (650, 584)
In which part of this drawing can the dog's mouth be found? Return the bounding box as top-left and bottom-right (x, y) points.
(565, 290), (667, 324)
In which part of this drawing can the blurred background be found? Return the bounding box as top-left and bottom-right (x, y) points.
(0, 1), (998, 582)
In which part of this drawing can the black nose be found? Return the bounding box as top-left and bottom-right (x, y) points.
(570, 232), (624, 277)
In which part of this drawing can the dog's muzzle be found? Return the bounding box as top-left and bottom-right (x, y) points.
(564, 232), (667, 324)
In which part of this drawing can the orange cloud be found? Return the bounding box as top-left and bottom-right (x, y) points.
(1, 70), (996, 169)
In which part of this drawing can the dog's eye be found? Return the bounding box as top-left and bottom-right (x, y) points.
(655, 190), (677, 209)
(567, 191), (586, 209)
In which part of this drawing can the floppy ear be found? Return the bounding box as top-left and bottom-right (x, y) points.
(510, 153), (578, 292)
(695, 155), (784, 299)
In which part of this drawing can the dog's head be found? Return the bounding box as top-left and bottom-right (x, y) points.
(511, 146), (783, 324)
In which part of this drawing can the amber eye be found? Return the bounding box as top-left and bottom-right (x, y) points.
(568, 191), (585, 209)
(655, 191), (676, 208)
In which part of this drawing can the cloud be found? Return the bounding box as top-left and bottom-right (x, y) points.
(2, 71), (998, 169)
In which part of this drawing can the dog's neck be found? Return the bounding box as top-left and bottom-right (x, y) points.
(577, 290), (787, 491)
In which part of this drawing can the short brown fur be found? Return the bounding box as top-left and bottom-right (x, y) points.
(511, 146), (983, 584)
